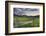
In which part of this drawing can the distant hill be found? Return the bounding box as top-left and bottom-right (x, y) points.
(14, 14), (39, 18)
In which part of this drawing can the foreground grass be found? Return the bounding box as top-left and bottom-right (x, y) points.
(14, 16), (40, 28)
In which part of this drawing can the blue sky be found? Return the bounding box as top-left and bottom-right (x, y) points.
(14, 8), (39, 16)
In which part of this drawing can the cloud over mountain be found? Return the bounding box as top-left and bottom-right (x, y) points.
(14, 8), (39, 16)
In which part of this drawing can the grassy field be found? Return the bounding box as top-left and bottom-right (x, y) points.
(13, 16), (40, 28)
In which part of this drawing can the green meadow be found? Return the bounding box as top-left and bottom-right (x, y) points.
(14, 16), (40, 28)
